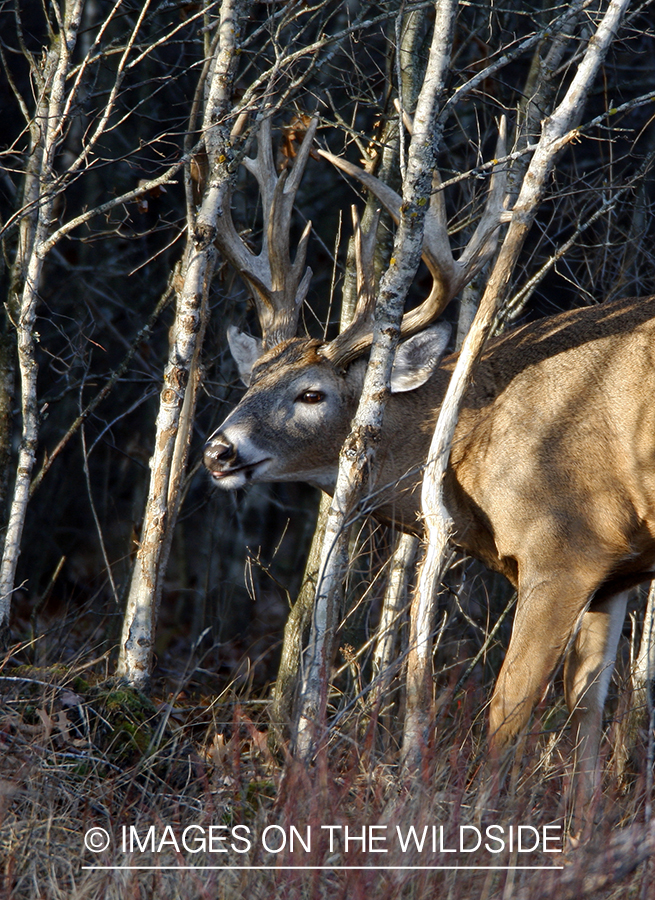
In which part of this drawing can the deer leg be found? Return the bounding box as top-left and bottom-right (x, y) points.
(488, 580), (586, 753)
(563, 590), (628, 824)
(480, 583), (580, 820)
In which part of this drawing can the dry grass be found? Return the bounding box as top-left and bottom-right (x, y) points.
(1, 643), (653, 900)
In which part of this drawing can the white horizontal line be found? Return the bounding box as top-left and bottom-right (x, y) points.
(82, 865), (564, 871)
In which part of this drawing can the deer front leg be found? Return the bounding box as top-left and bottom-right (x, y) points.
(486, 570), (626, 832)
(563, 590), (628, 829)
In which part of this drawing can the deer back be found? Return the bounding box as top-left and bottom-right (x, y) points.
(436, 294), (655, 591)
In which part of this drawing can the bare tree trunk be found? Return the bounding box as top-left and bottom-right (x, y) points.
(629, 582), (655, 733)
(0, 0), (85, 644)
(370, 532), (417, 721)
(0, 333), (15, 579)
(272, 493), (331, 729)
(294, 0), (458, 759)
(635, 586), (655, 695)
(117, 0), (241, 688)
(116, 254), (211, 687)
(402, 0), (632, 765)
(273, 5), (430, 730)
(0, 0), (199, 647)
(366, 4), (433, 728)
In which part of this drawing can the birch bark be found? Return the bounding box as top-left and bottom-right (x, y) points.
(402, 0), (633, 764)
(274, 7), (428, 726)
(294, 0), (458, 758)
(0, 0), (85, 644)
(117, 0), (241, 687)
(628, 584), (655, 740)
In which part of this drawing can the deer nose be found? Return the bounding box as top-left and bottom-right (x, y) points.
(203, 435), (235, 469)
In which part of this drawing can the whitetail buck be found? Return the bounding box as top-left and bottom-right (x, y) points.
(204, 116), (654, 818)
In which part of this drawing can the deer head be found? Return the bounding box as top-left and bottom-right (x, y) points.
(204, 113), (508, 496)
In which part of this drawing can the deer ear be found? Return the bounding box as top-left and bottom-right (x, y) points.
(227, 326), (263, 386)
(389, 323), (451, 394)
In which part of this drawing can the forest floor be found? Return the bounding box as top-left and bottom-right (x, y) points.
(1, 599), (654, 900)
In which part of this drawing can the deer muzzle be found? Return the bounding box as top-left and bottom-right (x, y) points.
(203, 431), (271, 488)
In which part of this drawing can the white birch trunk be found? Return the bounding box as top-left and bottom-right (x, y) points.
(371, 532), (418, 713)
(402, 0), (632, 765)
(632, 583), (655, 718)
(294, 0), (458, 759)
(116, 249), (213, 686)
(0, 0), (85, 641)
(117, 0), (240, 687)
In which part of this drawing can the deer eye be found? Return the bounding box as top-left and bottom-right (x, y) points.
(296, 390), (325, 404)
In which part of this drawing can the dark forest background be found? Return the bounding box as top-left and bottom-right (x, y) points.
(1, 0), (654, 705)
(3, 3), (655, 898)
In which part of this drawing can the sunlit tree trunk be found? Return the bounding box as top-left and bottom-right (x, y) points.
(402, 0), (632, 765)
(294, 0), (458, 758)
(0, 0), (85, 645)
(117, 0), (241, 688)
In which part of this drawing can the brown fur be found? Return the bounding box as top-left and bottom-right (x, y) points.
(206, 294), (655, 824)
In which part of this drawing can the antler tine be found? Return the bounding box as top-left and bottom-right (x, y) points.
(265, 121), (318, 327)
(214, 115), (318, 349)
(322, 206), (380, 366)
(353, 204), (379, 312)
(453, 116), (509, 289)
(318, 117), (510, 364)
(401, 123), (509, 335)
(316, 148), (403, 227)
(316, 147), (457, 351)
(242, 114), (278, 211)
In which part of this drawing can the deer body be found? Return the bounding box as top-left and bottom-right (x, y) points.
(205, 293), (655, 812)
(208, 296), (655, 591)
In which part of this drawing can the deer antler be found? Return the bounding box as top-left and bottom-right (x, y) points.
(352, 204), (379, 316)
(214, 115), (318, 349)
(319, 118), (509, 365)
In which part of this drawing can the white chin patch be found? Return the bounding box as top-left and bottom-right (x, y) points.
(210, 457), (272, 490)
(211, 470), (249, 490)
